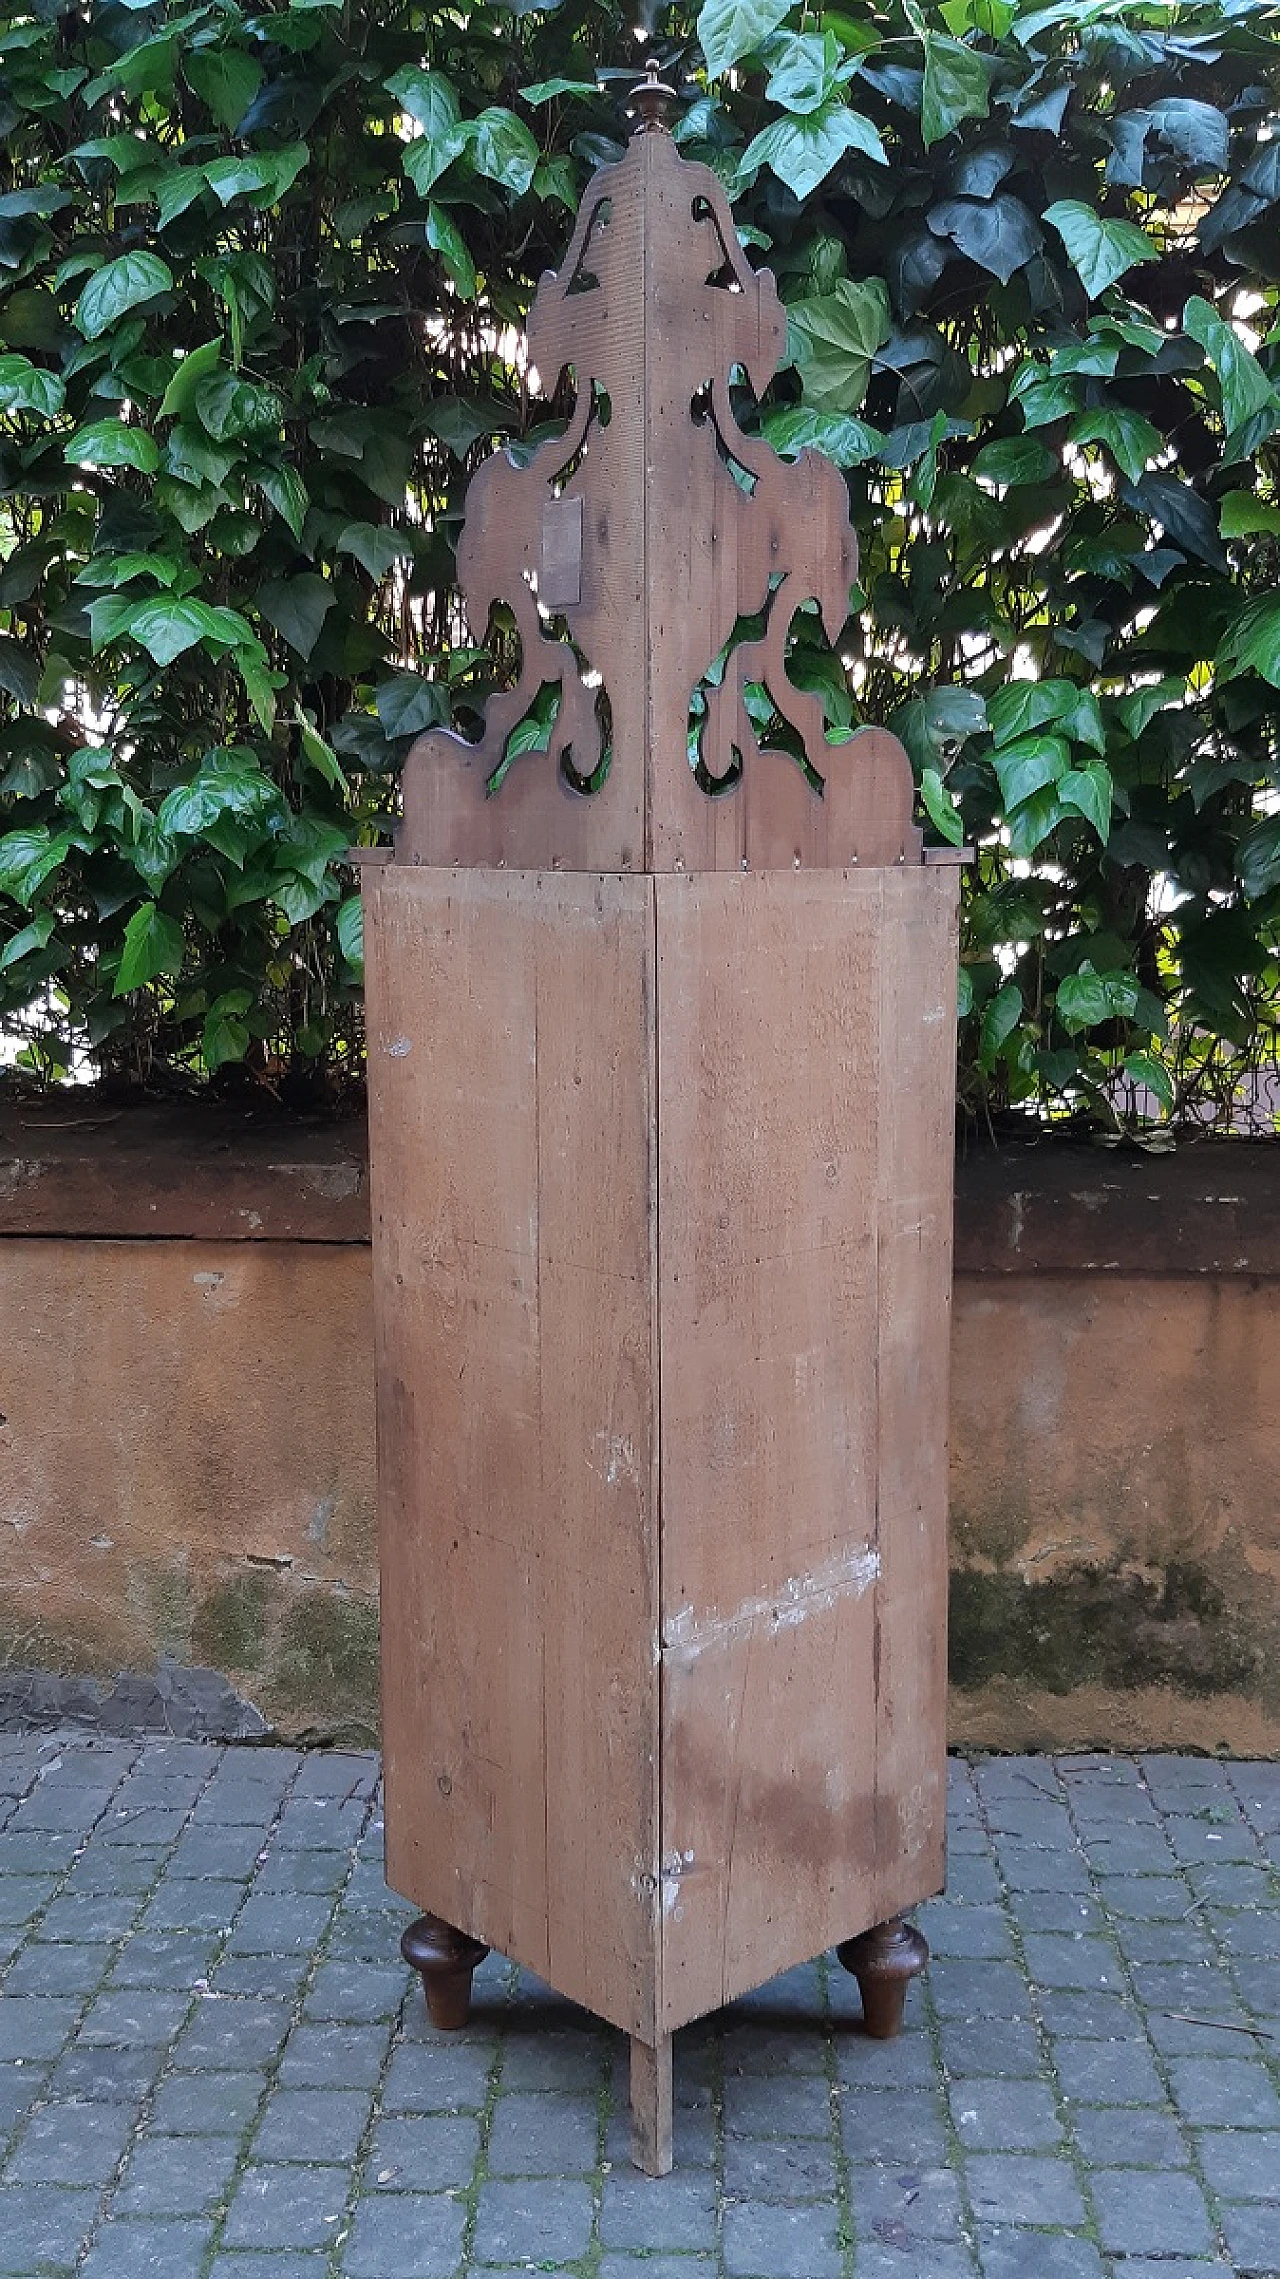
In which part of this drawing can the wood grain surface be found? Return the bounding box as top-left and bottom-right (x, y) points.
(653, 869), (958, 2028)
(364, 865), (660, 2041)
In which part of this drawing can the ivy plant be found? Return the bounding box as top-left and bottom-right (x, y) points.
(1, 0), (1279, 1132)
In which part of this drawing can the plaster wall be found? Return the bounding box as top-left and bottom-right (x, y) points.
(0, 1236), (379, 1739)
(2, 1108), (1277, 1750)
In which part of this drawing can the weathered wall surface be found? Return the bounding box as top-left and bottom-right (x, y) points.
(0, 1107), (378, 1741)
(1, 1104), (1277, 1751)
(949, 1141), (1280, 1755)
(0, 1236), (378, 1741)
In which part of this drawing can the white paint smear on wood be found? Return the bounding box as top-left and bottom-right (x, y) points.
(662, 1544), (880, 1658)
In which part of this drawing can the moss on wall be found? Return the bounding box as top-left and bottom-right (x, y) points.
(949, 1559), (1273, 1707)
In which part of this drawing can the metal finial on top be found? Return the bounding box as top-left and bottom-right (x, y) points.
(629, 57), (678, 132)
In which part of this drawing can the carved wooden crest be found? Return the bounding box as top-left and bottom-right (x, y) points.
(397, 67), (922, 873)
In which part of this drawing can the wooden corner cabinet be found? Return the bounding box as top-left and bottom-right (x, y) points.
(362, 65), (962, 2175)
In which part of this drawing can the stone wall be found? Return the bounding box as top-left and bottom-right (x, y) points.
(1, 1102), (1276, 1752)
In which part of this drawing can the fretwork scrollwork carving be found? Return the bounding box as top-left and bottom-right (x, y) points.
(398, 67), (922, 873)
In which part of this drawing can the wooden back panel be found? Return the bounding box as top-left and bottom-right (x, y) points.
(364, 860), (959, 2040)
(364, 865), (661, 2040)
(654, 868), (959, 2029)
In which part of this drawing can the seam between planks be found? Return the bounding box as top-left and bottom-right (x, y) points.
(649, 872), (665, 2044)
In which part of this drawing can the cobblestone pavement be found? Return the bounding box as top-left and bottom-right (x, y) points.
(1, 1738), (1278, 2278)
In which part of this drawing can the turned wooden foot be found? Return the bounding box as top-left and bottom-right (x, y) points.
(401, 1913), (489, 2031)
(837, 1916), (929, 2038)
(629, 2034), (673, 2176)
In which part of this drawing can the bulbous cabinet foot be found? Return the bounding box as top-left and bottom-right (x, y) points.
(837, 1916), (929, 2039)
(401, 1913), (489, 2031)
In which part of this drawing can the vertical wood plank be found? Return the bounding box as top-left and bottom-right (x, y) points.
(870, 867), (961, 1924)
(364, 866), (661, 2040)
(654, 870), (885, 2027)
(629, 2036), (674, 2177)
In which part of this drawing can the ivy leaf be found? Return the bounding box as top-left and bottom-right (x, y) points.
(1219, 492), (1280, 539)
(1056, 347), (1124, 389)
(155, 168), (208, 230)
(403, 133), (464, 198)
(1118, 679), (1187, 739)
(75, 251), (173, 340)
(520, 76), (599, 103)
(921, 765), (965, 844)
(989, 680), (1079, 743)
(992, 732), (1070, 811)
(422, 397), (508, 456)
(336, 523), (414, 581)
(271, 868), (331, 924)
(463, 109), (539, 196)
(1069, 406), (1163, 484)
(981, 980), (1022, 1062)
(927, 193), (1041, 283)
(128, 596), (240, 665)
(1014, 373), (1084, 429)
(203, 994), (251, 1070)
(698, 0), (794, 79)
(375, 674), (449, 738)
(1124, 474), (1227, 571)
(88, 595), (141, 651)
(114, 901), (185, 995)
(385, 65), (461, 135)
(157, 337), (222, 419)
(65, 420), (160, 472)
(203, 144), (309, 208)
(1217, 595), (1280, 691)
(274, 814), (349, 888)
(1002, 787), (1061, 859)
(1123, 1051), (1173, 1114)
(254, 465), (309, 543)
(0, 910), (56, 974)
(336, 893), (364, 974)
(741, 101), (886, 199)
(165, 426), (237, 488)
(1043, 201), (1158, 298)
(764, 31), (843, 116)
(0, 354), (66, 416)
(0, 636), (40, 708)
(295, 708), (348, 794)
(193, 373), (282, 441)
(182, 48), (264, 132)
(1183, 295), (1278, 440)
(1057, 761), (1113, 841)
(533, 157), (578, 210)
(0, 826), (74, 906)
(1056, 965), (1142, 1032)
(787, 278), (892, 412)
(1147, 98), (1229, 173)
(920, 30), (991, 147)
(0, 186), (74, 220)
(972, 436), (1058, 485)
(1237, 817), (1280, 900)
(926, 686), (988, 751)
(761, 407), (884, 464)
(426, 203), (477, 298)
(75, 552), (183, 591)
(256, 574), (337, 658)
(158, 758), (285, 837)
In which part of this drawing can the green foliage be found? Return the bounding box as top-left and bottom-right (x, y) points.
(1, 0), (1279, 1134)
